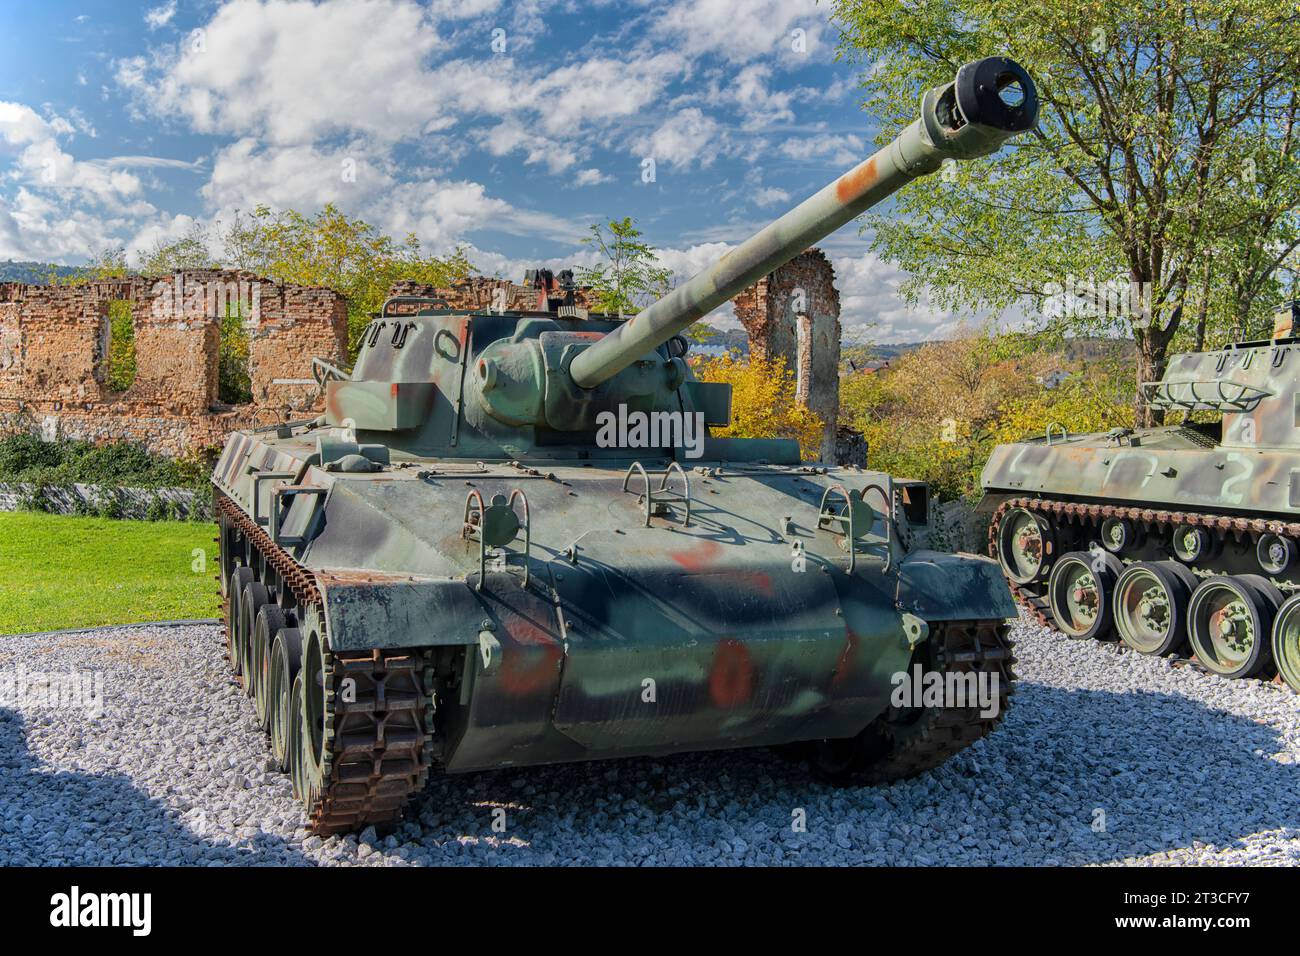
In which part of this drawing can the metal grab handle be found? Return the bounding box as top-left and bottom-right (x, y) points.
(1045, 421), (1068, 445)
(817, 480), (898, 574)
(621, 461), (691, 528)
(859, 480), (899, 574)
(462, 487), (532, 590)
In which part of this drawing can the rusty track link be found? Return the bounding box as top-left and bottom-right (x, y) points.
(988, 495), (1300, 627)
(216, 492), (435, 834)
(864, 619), (1014, 782)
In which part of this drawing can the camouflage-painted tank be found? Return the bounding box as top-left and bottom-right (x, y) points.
(982, 305), (1300, 692)
(214, 57), (1037, 834)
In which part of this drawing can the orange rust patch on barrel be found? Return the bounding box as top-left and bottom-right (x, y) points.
(835, 156), (878, 203)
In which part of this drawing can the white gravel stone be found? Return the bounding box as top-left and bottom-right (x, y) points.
(0, 614), (1296, 865)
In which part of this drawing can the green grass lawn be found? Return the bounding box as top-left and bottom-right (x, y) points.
(0, 511), (221, 634)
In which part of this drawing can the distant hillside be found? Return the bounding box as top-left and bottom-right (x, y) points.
(868, 336), (1135, 362)
(0, 260), (80, 283)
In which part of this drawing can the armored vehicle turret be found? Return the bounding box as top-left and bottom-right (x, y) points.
(983, 305), (1300, 691)
(214, 57), (1038, 833)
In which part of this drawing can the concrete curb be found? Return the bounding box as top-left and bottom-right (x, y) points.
(0, 618), (222, 640)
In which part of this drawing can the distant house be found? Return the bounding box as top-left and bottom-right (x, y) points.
(1035, 369), (1071, 389)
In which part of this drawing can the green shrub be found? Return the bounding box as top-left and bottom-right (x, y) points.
(0, 434), (213, 521)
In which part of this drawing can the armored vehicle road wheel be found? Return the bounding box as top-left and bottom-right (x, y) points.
(996, 507), (1053, 585)
(225, 567), (254, 676)
(1113, 561), (1197, 656)
(807, 620), (1012, 785)
(1257, 534), (1295, 576)
(1270, 594), (1300, 693)
(1100, 517), (1144, 555)
(268, 627), (303, 770)
(252, 605), (286, 730)
(237, 580), (269, 694)
(289, 672), (307, 802)
(1047, 550), (1121, 640)
(1172, 525), (1215, 564)
(1187, 575), (1280, 679)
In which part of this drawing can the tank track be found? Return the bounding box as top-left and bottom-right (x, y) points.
(988, 495), (1300, 647)
(861, 619), (1014, 782)
(215, 492), (435, 835)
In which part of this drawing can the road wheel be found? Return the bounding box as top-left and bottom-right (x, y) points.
(225, 567), (254, 675)
(269, 627), (303, 770)
(238, 581), (269, 694)
(1187, 575), (1278, 679)
(1113, 561), (1196, 656)
(289, 672), (307, 802)
(997, 507), (1054, 585)
(252, 605), (286, 730)
(1270, 594), (1300, 693)
(1047, 550), (1121, 640)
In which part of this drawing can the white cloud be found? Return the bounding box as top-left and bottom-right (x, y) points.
(573, 168), (612, 187)
(751, 185), (790, 206)
(119, 0), (447, 145)
(201, 137), (582, 252)
(145, 1), (178, 30)
(779, 133), (866, 166)
(636, 108), (724, 170)
(0, 102), (143, 208)
(831, 249), (960, 342)
(650, 0), (827, 64)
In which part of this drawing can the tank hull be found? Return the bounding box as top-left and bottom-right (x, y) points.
(216, 431), (1014, 779)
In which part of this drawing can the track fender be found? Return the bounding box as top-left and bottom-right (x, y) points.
(895, 549), (1017, 622)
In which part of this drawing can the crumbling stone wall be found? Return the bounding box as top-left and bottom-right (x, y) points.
(389, 276), (596, 314)
(0, 270), (347, 457)
(732, 248), (842, 462)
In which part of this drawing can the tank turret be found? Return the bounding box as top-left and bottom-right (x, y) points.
(212, 58), (1038, 836)
(326, 57), (1038, 461)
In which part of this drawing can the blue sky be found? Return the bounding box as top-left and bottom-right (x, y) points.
(0, 0), (962, 341)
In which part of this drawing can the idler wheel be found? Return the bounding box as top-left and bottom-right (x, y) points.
(238, 581), (269, 695)
(997, 507), (1054, 584)
(1187, 575), (1281, 679)
(252, 605), (286, 730)
(1047, 550), (1121, 640)
(1172, 524), (1215, 564)
(1256, 534), (1295, 576)
(1100, 517), (1144, 554)
(269, 627), (303, 770)
(1113, 561), (1196, 656)
(1270, 594), (1300, 693)
(225, 567), (254, 675)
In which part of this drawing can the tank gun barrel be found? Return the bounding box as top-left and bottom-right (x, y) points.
(568, 56), (1038, 390)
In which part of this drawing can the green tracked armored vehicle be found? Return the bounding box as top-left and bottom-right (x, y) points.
(982, 306), (1300, 692)
(214, 57), (1037, 834)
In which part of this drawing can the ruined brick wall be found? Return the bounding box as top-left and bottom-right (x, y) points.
(389, 276), (597, 314)
(732, 248), (841, 462)
(0, 271), (347, 457)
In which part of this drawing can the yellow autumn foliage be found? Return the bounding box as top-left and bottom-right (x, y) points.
(692, 353), (825, 459)
(840, 334), (1133, 501)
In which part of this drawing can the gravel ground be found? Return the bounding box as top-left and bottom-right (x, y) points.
(1, 613), (1297, 866)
